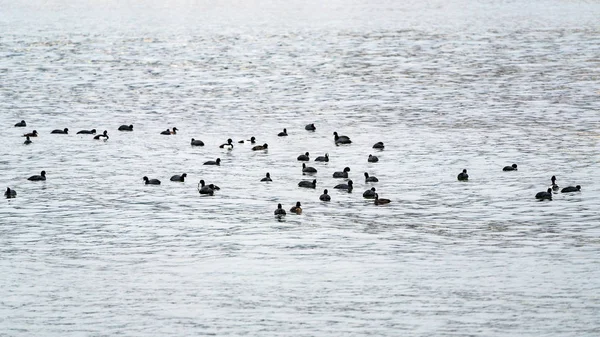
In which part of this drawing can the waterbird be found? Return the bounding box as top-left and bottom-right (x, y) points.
(290, 202), (302, 214)
(51, 128), (68, 134)
(457, 169), (469, 181)
(297, 152), (309, 161)
(319, 189), (331, 201)
(298, 179), (317, 189)
(14, 120), (26, 127)
(261, 173), (272, 182)
(503, 164), (518, 171)
(333, 131), (351, 144)
(368, 154), (379, 163)
(143, 176), (161, 185)
(204, 158), (221, 165)
(170, 173), (187, 182)
(274, 203), (286, 216)
(77, 129), (96, 134)
(535, 188), (552, 200)
(315, 153), (329, 162)
(333, 167), (350, 178)
(4, 187), (17, 198)
(372, 141), (384, 149)
(334, 180), (353, 192)
(28, 170), (46, 181)
(278, 128), (288, 137)
(561, 185), (581, 193)
(305, 123), (316, 131)
(364, 172), (378, 182)
(191, 138), (204, 146)
(118, 124), (133, 131)
(93, 130), (109, 140)
(374, 193), (391, 205)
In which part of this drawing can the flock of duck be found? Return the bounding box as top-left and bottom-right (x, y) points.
(6, 119), (582, 217)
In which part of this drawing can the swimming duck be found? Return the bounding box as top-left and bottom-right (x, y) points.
(374, 193), (391, 205)
(4, 187), (17, 198)
(252, 143), (268, 151)
(314, 153), (329, 162)
(535, 188), (552, 200)
(261, 173), (272, 182)
(14, 120), (26, 127)
(23, 130), (38, 137)
(51, 128), (68, 134)
(305, 123), (316, 131)
(364, 172), (378, 182)
(239, 136), (256, 144)
(198, 180), (215, 195)
(170, 173), (187, 182)
(274, 203), (286, 216)
(503, 164), (518, 171)
(333, 167), (351, 178)
(551, 176), (559, 191)
(191, 138), (205, 146)
(290, 201), (302, 214)
(24, 136), (32, 145)
(319, 189), (331, 201)
(93, 130), (109, 140)
(457, 169), (468, 181)
(302, 163), (317, 174)
(118, 124), (133, 131)
(334, 180), (353, 192)
(363, 187), (376, 199)
(372, 141), (384, 149)
(297, 152), (310, 161)
(77, 129), (96, 134)
(561, 185), (581, 193)
(143, 176), (161, 185)
(160, 127), (178, 135)
(203, 158), (221, 166)
(298, 179), (317, 189)
(219, 138), (234, 149)
(368, 154), (379, 163)
(333, 131), (351, 145)
(278, 128), (288, 137)
(28, 170), (46, 181)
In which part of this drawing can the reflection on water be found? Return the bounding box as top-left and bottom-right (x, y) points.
(1, 0), (599, 335)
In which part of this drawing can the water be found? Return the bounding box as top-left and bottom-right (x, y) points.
(1, 0), (600, 335)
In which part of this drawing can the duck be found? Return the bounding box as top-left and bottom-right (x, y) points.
(368, 154), (379, 163)
(372, 141), (384, 149)
(51, 128), (68, 134)
(374, 193), (391, 205)
(261, 173), (272, 182)
(77, 129), (96, 134)
(333, 167), (351, 178)
(203, 158), (221, 166)
(297, 152), (310, 161)
(457, 169), (468, 181)
(24, 136), (32, 145)
(198, 180), (215, 195)
(319, 189), (331, 201)
(290, 201), (302, 214)
(274, 203), (286, 216)
(551, 176), (559, 191)
(93, 130), (109, 140)
(14, 120), (26, 127)
(314, 153), (329, 162)
(143, 176), (161, 185)
(28, 170), (46, 181)
(302, 163), (317, 174)
(298, 179), (317, 189)
(363, 187), (376, 199)
(278, 128), (288, 137)
(239, 136), (256, 144)
(23, 130), (38, 137)
(219, 138), (234, 149)
(118, 124), (133, 131)
(4, 187), (17, 198)
(535, 188), (552, 200)
(503, 164), (518, 171)
(561, 185), (581, 193)
(170, 173), (187, 182)
(364, 172), (378, 182)
(160, 127), (178, 135)
(333, 131), (351, 145)
(305, 123), (316, 131)
(252, 143), (268, 151)
(334, 180), (353, 192)
(191, 138), (205, 146)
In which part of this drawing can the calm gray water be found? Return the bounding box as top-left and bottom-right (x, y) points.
(1, 0), (600, 336)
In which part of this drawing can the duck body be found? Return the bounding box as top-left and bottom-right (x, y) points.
(118, 124), (133, 131)
(333, 167), (350, 178)
(298, 179), (317, 189)
(290, 202), (302, 215)
(302, 163), (317, 174)
(170, 173), (187, 182)
(561, 185), (581, 193)
(24, 136), (32, 145)
(315, 153), (329, 162)
(51, 128), (69, 134)
(333, 131), (351, 144)
(77, 129), (96, 134)
(261, 173), (272, 182)
(252, 143), (268, 151)
(5, 187), (17, 198)
(320, 189), (331, 201)
(374, 193), (391, 205)
(14, 120), (26, 127)
(535, 188), (552, 200)
(305, 123), (316, 131)
(23, 130), (38, 137)
(143, 176), (161, 185)
(503, 164), (518, 171)
(372, 142), (384, 149)
(93, 130), (109, 140)
(457, 169), (469, 181)
(364, 172), (378, 182)
(334, 180), (353, 192)
(161, 127), (178, 135)
(274, 203), (286, 216)
(278, 128), (288, 137)
(239, 136), (257, 144)
(219, 138), (234, 149)
(204, 158), (221, 166)
(28, 170), (46, 181)
(363, 187), (376, 199)
(198, 180), (215, 195)
(368, 154), (379, 163)
(297, 152), (310, 161)
(191, 138), (205, 146)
